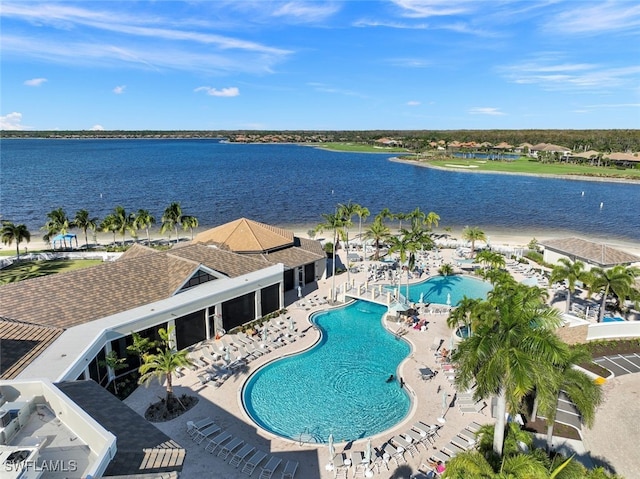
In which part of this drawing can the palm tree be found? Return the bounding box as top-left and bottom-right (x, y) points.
(100, 214), (119, 245)
(475, 250), (506, 271)
(388, 229), (418, 300)
(126, 331), (158, 366)
(100, 351), (128, 395)
(394, 211), (410, 232)
(408, 207), (426, 230)
(363, 218), (390, 260)
(112, 205), (134, 246)
(1, 221), (31, 260)
(446, 295), (481, 334)
(462, 226), (487, 257)
(425, 211), (440, 230)
(161, 202), (183, 244)
(315, 210), (347, 301)
(354, 204), (370, 244)
(536, 346), (602, 451)
(550, 258), (586, 313)
(134, 209), (156, 245)
(338, 201), (359, 283)
(42, 207), (71, 248)
(73, 209), (98, 249)
(181, 215), (199, 240)
(585, 265), (640, 322)
(138, 327), (192, 407)
(376, 208), (394, 226)
(452, 282), (566, 457)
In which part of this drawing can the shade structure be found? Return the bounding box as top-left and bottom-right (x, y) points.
(388, 301), (409, 314)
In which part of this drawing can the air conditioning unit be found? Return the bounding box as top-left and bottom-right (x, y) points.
(0, 410), (10, 428)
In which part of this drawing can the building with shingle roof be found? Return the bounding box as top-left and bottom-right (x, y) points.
(540, 237), (640, 269)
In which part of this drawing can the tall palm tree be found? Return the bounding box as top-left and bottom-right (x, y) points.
(100, 214), (119, 245)
(363, 218), (390, 260)
(355, 204), (370, 244)
(585, 265), (640, 322)
(112, 205), (134, 246)
(1, 221), (31, 260)
(73, 209), (98, 249)
(181, 215), (199, 240)
(134, 209), (156, 245)
(453, 282), (566, 457)
(394, 211), (410, 232)
(462, 226), (487, 257)
(337, 201), (358, 283)
(42, 207), (71, 248)
(315, 210), (347, 301)
(550, 258), (586, 313)
(376, 208), (394, 226)
(536, 346), (602, 451)
(161, 202), (183, 244)
(388, 229), (418, 300)
(446, 295), (481, 334)
(425, 211), (440, 230)
(408, 207), (426, 230)
(475, 250), (506, 271)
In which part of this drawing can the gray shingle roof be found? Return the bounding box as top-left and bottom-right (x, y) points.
(541, 237), (640, 267)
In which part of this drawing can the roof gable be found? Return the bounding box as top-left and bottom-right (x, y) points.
(541, 237), (640, 267)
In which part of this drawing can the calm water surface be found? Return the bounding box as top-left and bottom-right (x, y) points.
(1, 139), (639, 242)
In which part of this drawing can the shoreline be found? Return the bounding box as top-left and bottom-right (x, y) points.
(389, 156), (640, 185)
(7, 224), (639, 259)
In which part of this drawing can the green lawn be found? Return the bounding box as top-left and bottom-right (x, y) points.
(0, 259), (103, 284)
(312, 142), (409, 153)
(407, 156), (640, 180)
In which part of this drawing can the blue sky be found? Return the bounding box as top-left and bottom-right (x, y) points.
(2, 1), (639, 131)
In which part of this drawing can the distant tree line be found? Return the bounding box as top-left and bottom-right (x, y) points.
(4, 129), (640, 153)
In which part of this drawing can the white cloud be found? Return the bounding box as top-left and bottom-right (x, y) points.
(24, 78), (47, 86)
(469, 107), (505, 116)
(272, 2), (340, 22)
(407, 101), (421, 106)
(545, 2), (640, 35)
(0, 112), (28, 130)
(194, 86), (240, 97)
(113, 85), (126, 94)
(90, 124), (105, 131)
(392, 0), (477, 18)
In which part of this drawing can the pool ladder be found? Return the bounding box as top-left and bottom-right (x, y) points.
(298, 427), (322, 446)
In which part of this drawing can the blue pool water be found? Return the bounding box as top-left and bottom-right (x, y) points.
(603, 316), (625, 322)
(389, 275), (492, 305)
(242, 301), (411, 443)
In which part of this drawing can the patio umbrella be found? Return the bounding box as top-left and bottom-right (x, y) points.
(364, 438), (372, 464)
(388, 301), (409, 314)
(261, 326), (269, 344)
(437, 391), (448, 424)
(224, 348), (231, 364)
(328, 434), (335, 460)
(418, 292), (424, 304)
(446, 293), (452, 306)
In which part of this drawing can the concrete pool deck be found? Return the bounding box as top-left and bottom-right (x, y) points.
(123, 247), (633, 478)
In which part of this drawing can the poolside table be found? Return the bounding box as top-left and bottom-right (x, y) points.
(419, 367), (435, 380)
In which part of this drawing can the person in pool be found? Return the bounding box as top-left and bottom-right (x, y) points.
(386, 374), (395, 383)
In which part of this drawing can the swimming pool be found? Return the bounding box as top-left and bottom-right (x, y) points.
(242, 301), (411, 443)
(603, 316), (625, 322)
(389, 275), (492, 305)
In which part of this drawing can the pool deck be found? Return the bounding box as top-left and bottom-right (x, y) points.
(123, 247), (634, 478)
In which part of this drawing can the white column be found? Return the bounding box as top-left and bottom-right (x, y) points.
(205, 306), (211, 340)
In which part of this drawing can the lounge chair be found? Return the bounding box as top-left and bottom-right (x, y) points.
(241, 450), (268, 475)
(205, 430), (232, 453)
(460, 401), (487, 415)
(280, 460), (299, 479)
(229, 443), (255, 468)
(258, 455), (282, 479)
(186, 417), (214, 437)
(442, 442), (465, 457)
(405, 429), (427, 450)
(218, 437), (244, 459)
(457, 429), (476, 444)
(430, 450), (452, 464)
(193, 423), (221, 444)
(466, 421), (483, 433)
(383, 443), (405, 466)
(391, 435), (417, 457)
(450, 436), (472, 451)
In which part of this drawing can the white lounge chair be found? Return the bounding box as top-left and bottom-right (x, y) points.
(460, 401), (487, 415)
(242, 450), (268, 475)
(229, 443), (255, 467)
(280, 460), (299, 479)
(193, 423), (221, 444)
(466, 421), (483, 433)
(258, 456), (282, 479)
(218, 437), (244, 459)
(205, 431), (232, 453)
(186, 417), (213, 437)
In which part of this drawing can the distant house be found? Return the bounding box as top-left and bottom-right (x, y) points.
(540, 237), (640, 271)
(606, 152), (640, 167)
(529, 143), (572, 159)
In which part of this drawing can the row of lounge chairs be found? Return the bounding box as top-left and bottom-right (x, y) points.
(425, 421), (482, 468)
(187, 418), (299, 478)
